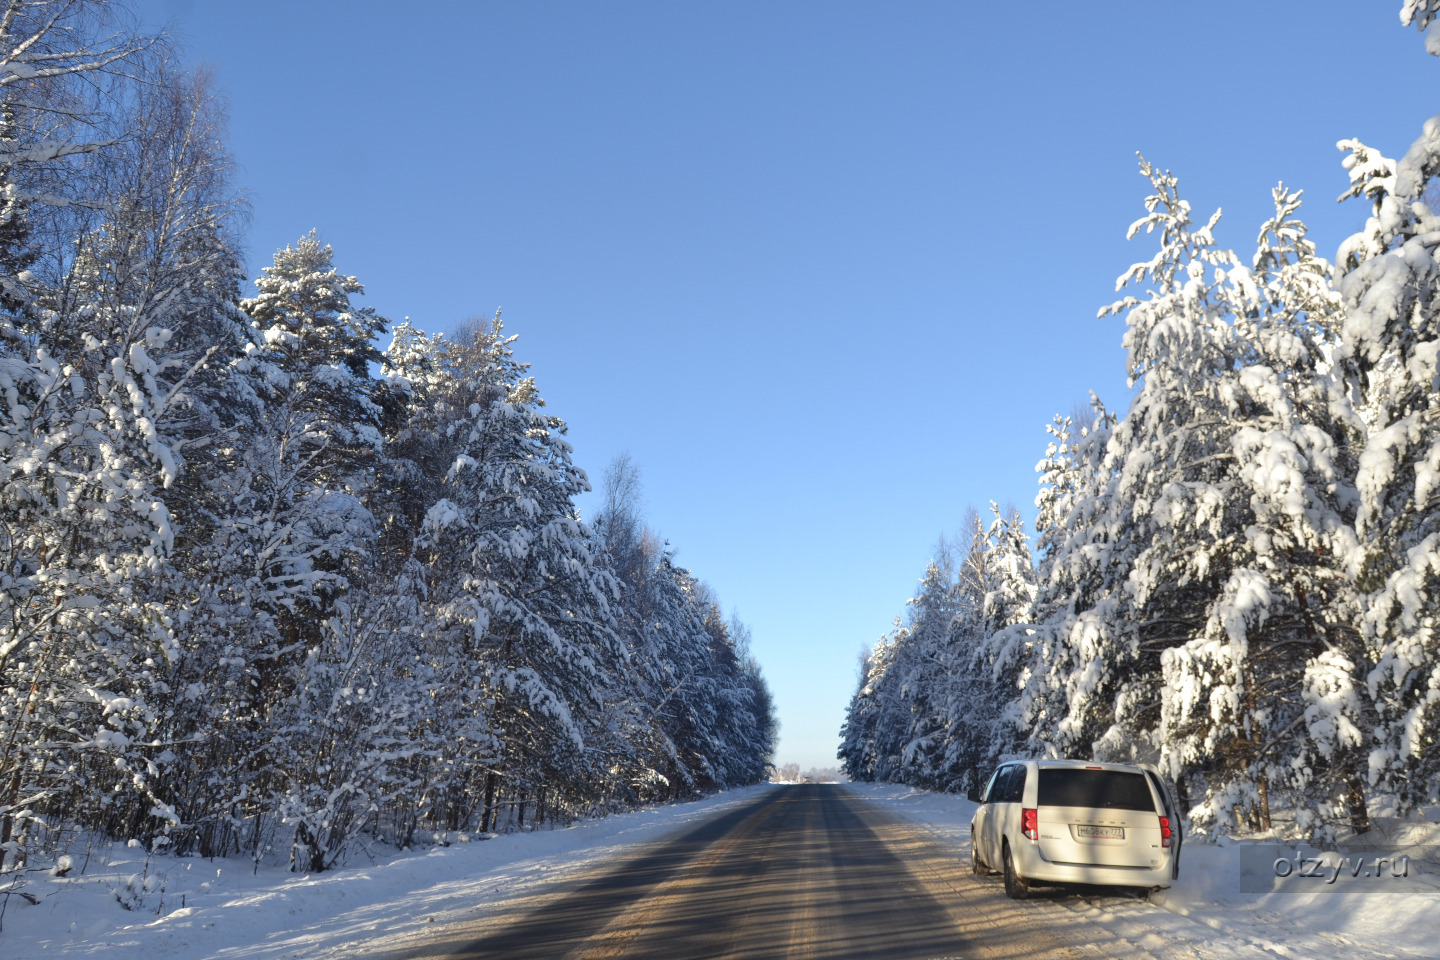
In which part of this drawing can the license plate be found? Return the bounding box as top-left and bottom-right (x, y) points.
(1076, 824), (1124, 839)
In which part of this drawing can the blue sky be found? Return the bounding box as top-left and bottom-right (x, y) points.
(139, 1), (1439, 770)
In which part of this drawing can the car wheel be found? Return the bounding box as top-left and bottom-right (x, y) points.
(1147, 886), (1168, 906)
(1002, 840), (1029, 900)
(971, 837), (987, 876)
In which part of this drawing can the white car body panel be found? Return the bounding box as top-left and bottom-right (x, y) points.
(969, 759), (1182, 891)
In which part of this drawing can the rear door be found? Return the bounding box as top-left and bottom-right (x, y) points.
(995, 763), (1027, 850)
(978, 765), (1014, 864)
(1034, 767), (1163, 869)
(1145, 768), (1183, 877)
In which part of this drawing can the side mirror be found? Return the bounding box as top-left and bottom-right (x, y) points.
(966, 786), (981, 803)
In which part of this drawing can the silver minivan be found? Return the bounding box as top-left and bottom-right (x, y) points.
(968, 759), (1184, 899)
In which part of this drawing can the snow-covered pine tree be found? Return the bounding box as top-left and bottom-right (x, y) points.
(1072, 160), (1368, 834)
(585, 455), (683, 803)
(1079, 158), (1249, 795)
(228, 235), (385, 666)
(727, 612), (779, 786)
(634, 555), (729, 796)
(1154, 184), (1369, 835)
(0, 293), (208, 864)
(689, 584), (768, 789)
(896, 548), (960, 788)
(1331, 3), (1440, 815)
(971, 503), (1038, 766)
(1017, 396), (1119, 759)
(54, 64), (272, 854)
(411, 314), (623, 827)
(838, 624), (904, 782)
(147, 235), (388, 868)
(587, 454), (775, 802)
(374, 320), (451, 570)
(930, 516), (996, 793)
(0, 9), (211, 867)
(242, 231), (388, 466)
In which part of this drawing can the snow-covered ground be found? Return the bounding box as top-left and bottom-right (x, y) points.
(848, 782), (1440, 960)
(6, 782), (1438, 959)
(0, 786), (772, 959)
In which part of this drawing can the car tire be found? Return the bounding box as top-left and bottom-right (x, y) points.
(1147, 886), (1168, 906)
(972, 837), (987, 876)
(1002, 840), (1029, 900)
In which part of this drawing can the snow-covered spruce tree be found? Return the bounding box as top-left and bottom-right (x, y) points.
(903, 505), (1036, 794)
(314, 318), (522, 848)
(1227, 186), (1368, 835)
(162, 384), (376, 867)
(1052, 160), (1367, 834)
(356, 320), (487, 842)
(1332, 2), (1440, 815)
(1031, 415), (1074, 587)
(264, 591), (443, 870)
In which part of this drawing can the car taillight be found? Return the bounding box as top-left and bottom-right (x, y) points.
(1159, 815), (1172, 848)
(1022, 808), (1038, 841)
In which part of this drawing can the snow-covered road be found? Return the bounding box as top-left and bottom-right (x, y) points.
(4, 782), (1437, 959)
(400, 782), (1158, 960)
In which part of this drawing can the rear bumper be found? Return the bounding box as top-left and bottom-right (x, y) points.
(1012, 840), (1171, 888)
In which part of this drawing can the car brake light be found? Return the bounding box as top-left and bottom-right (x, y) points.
(1022, 808), (1038, 841)
(1085, 765), (1102, 769)
(1159, 815), (1172, 848)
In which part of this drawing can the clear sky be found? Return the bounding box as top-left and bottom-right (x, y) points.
(136, 1), (1438, 771)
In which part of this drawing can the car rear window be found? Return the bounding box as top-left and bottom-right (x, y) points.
(1037, 769), (1156, 811)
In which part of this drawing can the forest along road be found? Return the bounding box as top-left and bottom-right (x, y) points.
(396, 784), (1167, 960)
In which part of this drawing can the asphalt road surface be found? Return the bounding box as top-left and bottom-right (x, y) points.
(407, 784), (1159, 960)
